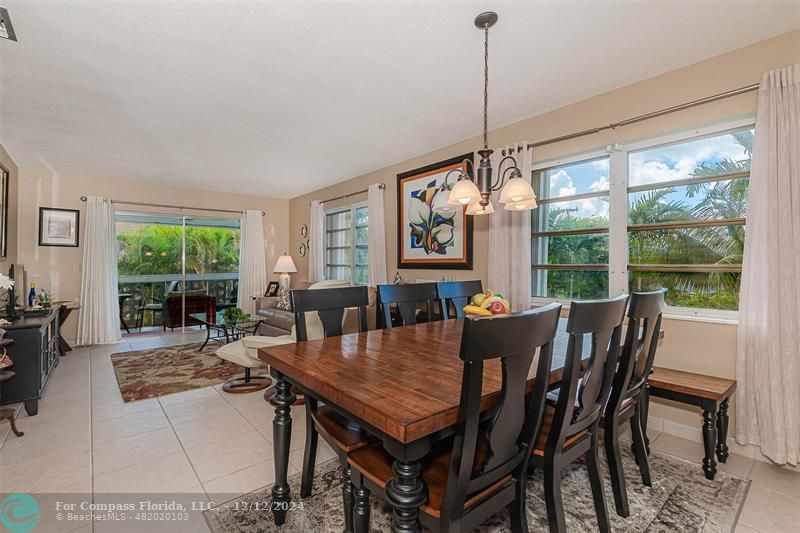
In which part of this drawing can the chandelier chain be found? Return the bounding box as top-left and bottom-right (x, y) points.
(483, 23), (489, 150)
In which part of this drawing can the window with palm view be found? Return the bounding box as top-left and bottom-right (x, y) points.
(530, 122), (753, 313)
(116, 213), (241, 327)
(627, 127), (752, 310)
(531, 157), (610, 300)
(325, 204), (369, 285)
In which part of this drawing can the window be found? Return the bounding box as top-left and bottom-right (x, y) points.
(325, 203), (369, 285)
(531, 119), (753, 316)
(627, 127), (752, 311)
(531, 156), (610, 300)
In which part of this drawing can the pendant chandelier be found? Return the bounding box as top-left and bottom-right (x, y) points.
(437, 11), (538, 216)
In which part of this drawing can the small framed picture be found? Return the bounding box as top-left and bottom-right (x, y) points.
(265, 281), (279, 297)
(39, 207), (80, 247)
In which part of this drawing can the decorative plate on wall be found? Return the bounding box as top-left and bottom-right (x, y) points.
(300, 224), (308, 238)
(298, 243), (306, 257)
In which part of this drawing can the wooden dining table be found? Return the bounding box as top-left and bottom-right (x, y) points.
(258, 317), (659, 532)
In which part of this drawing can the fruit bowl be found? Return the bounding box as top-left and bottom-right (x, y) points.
(463, 290), (510, 317)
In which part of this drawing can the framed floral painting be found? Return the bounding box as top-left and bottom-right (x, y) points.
(397, 153), (473, 270)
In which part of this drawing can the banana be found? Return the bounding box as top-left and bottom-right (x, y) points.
(463, 305), (492, 316)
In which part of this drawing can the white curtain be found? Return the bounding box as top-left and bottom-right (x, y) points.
(487, 143), (533, 312)
(237, 210), (267, 316)
(309, 200), (325, 283)
(367, 184), (388, 286)
(76, 196), (121, 345)
(735, 64), (800, 465)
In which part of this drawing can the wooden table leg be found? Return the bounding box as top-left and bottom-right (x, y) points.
(385, 459), (428, 533)
(270, 374), (295, 526)
(702, 402), (718, 480)
(716, 399), (730, 463)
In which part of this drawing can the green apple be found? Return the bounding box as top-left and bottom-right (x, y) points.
(472, 293), (487, 306)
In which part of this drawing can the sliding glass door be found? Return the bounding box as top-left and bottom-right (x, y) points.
(116, 212), (240, 334)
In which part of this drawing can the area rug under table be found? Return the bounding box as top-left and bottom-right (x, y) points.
(204, 446), (749, 532)
(111, 342), (241, 402)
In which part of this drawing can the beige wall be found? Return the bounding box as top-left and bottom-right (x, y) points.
(288, 31), (800, 430)
(16, 169), (290, 340)
(0, 144), (19, 269)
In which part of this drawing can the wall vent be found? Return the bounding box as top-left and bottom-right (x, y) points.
(0, 7), (17, 41)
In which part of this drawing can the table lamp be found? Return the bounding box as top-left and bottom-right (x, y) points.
(273, 254), (298, 292)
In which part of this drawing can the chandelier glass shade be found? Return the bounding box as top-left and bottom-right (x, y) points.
(448, 177), (482, 206)
(498, 176), (536, 204)
(466, 199), (495, 215)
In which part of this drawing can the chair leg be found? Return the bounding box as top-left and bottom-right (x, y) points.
(587, 433), (611, 533)
(508, 475), (528, 533)
(604, 419), (630, 517)
(544, 458), (566, 533)
(341, 463), (355, 533)
(630, 406), (652, 486)
(300, 401), (318, 498)
(352, 472), (371, 533)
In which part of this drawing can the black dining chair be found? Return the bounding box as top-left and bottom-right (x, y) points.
(530, 295), (628, 533)
(347, 303), (562, 532)
(436, 280), (483, 320)
(603, 289), (666, 517)
(291, 286), (373, 532)
(377, 282), (438, 328)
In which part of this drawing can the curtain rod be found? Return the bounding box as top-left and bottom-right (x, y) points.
(312, 183), (385, 206)
(527, 83), (760, 149)
(79, 196), (265, 216)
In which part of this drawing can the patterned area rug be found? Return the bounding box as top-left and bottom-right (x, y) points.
(204, 446), (748, 532)
(111, 342), (241, 402)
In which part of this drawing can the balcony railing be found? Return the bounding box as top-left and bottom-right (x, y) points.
(119, 272), (239, 329)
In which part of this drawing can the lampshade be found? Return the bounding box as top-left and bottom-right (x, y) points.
(466, 200), (495, 215)
(273, 255), (297, 273)
(498, 177), (535, 204)
(504, 196), (538, 211)
(431, 187), (456, 215)
(447, 178), (481, 206)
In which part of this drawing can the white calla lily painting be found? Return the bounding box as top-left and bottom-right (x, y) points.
(397, 154), (474, 269)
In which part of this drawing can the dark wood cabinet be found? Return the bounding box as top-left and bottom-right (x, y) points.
(0, 307), (60, 416)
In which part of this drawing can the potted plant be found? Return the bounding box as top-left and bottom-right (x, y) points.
(37, 289), (53, 308)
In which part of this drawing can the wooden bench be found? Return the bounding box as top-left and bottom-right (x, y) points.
(646, 366), (736, 480)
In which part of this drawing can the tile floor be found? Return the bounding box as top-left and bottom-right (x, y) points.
(1, 332), (798, 532)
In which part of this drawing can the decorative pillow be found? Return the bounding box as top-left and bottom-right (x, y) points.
(274, 287), (292, 311)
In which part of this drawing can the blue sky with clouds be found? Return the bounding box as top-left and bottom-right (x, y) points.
(536, 128), (752, 222)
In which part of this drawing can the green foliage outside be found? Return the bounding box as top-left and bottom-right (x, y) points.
(540, 131), (752, 310)
(117, 225), (240, 276)
(117, 224), (241, 326)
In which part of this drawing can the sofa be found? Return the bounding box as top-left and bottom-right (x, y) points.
(255, 280), (377, 335)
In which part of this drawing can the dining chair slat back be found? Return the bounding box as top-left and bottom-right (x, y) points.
(436, 280), (483, 320)
(289, 284), (372, 519)
(556, 295), (629, 439)
(433, 303), (562, 529)
(292, 286), (370, 341)
(534, 294), (628, 533)
(603, 289), (666, 518)
(618, 289), (666, 398)
(377, 283), (437, 328)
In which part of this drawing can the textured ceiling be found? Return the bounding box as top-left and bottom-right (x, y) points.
(1, 0), (798, 198)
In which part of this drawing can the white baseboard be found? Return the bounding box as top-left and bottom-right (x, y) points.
(648, 414), (798, 470)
